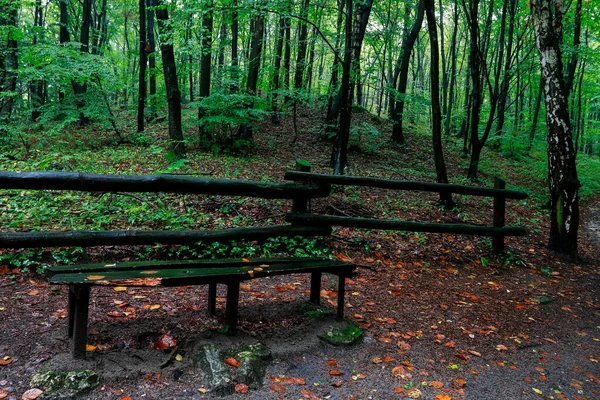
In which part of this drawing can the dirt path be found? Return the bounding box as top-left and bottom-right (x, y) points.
(1, 202), (600, 399)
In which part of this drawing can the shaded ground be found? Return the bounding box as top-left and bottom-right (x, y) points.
(0, 111), (599, 399)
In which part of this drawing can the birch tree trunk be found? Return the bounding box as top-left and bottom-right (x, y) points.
(531, 0), (580, 256)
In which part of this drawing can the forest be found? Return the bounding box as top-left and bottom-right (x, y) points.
(1, 0), (600, 399)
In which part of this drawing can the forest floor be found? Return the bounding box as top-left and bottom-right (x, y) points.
(0, 107), (599, 400)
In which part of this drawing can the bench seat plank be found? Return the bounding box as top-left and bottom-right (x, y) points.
(46, 256), (331, 275)
(50, 260), (355, 287)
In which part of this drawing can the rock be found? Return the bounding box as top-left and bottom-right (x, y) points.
(236, 355), (266, 390)
(62, 371), (98, 393)
(29, 370), (98, 398)
(319, 323), (363, 346)
(239, 343), (272, 360)
(194, 344), (234, 397)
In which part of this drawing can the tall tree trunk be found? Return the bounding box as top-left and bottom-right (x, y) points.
(294, 0), (311, 90)
(137, 0), (147, 133)
(527, 75), (544, 152)
(0, 0), (18, 133)
(325, 0), (345, 128)
(155, 0), (186, 159)
(391, 0), (425, 144)
(331, 0), (353, 175)
(564, 0), (582, 95)
(492, 0), (517, 148)
(30, 0), (45, 122)
(444, 0), (459, 136)
(352, 0), (374, 107)
(271, 15), (285, 124)
(425, 0), (453, 207)
(230, 3), (239, 91)
(147, 0), (157, 118)
(198, 0), (213, 141)
(73, 0), (92, 126)
(531, 0), (580, 256)
(236, 13), (264, 141)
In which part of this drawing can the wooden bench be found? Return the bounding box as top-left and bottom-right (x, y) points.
(0, 171), (356, 358)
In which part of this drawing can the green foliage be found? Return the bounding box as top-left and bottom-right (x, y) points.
(349, 122), (381, 153)
(193, 93), (267, 154)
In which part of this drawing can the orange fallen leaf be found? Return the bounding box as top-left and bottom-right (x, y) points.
(434, 395), (452, 400)
(0, 357), (13, 366)
(455, 353), (470, 361)
(149, 304), (161, 310)
(0, 389), (7, 399)
(329, 370), (344, 376)
(397, 341), (411, 352)
(271, 383), (286, 393)
(22, 389), (44, 400)
(383, 355), (395, 363)
(86, 275), (105, 281)
(468, 350), (481, 357)
(327, 359), (337, 366)
(114, 286), (127, 292)
(85, 344), (97, 352)
(27, 290), (40, 296)
(225, 357), (241, 367)
(453, 378), (466, 388)
(118, 397), (132, 400)
(106, 311), (121, 317)
(235, 383), (248, 393)
(294, 378), (306, 385)
(152, 333), (177, 350)
(544, 338), (557, 344)
(430, 380), (444, 388)
(242, 258), (251, 262)
(393, 387), (405, 393)
(247, 270), (255, 277)
(372, 357), (383, 364)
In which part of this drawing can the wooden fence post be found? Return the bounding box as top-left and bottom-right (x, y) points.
(292, 159), (311, 213)
(493, 177), (506, 254)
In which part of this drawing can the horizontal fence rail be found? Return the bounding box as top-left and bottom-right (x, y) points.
(0, 225), (332, 249)
(285, 171), (529, 200)
(0, 171), (331, 199)
(286, 213), (527, 237)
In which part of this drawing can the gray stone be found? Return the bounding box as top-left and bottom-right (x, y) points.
(236, 355), (266, 390)
(194, 344), (234, 397)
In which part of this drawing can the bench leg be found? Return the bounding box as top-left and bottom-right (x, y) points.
(72, 286), (90, 359)
(208, 283), (217, 316)
(67, 285), (76, 338)
(310, 272), (322, 305)
(225, 281), (240, 333)
(337, 275), (346, 321)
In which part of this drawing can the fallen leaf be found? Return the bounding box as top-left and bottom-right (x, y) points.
(118, 397), (132, 400)
(294, 377), (306, 385)
(453, 378), (466, 388)
(407, 387), (422, 398)
(152, 333), (176, 350)
(175, 354), (183, 362)
(27, 290), (40, 296)
(149, 304), (161, 310)
(544, 338), (557, 344)
(225, 357), (240, 367)
(86, 275), (105, 281)
(532, 388), (542, 394)
(327, 359), (337, 366)
(271, 383), (286, 393)
(434, 395), (452, 400)
(455, 353), (470, 361)
(372, 357), (383, 364)
(106, 311), (121, 317)
(140, 270), (159, 275)
(114, 286), (127, 292)
(430, 380), (444, 388)
(0, 389), (7, 399)
(247, 270), (255, 277)
(235, 383), (249, 393)
(330, 370), (344, 376)
(495, 344), (508, 351)
(383, 355), (395, 363)
(0, 357), (12, 366)
(398, 341), (411, 352)
(21, 389), (43, 400)
(85, 344), (97, 352)
(253, 267), (263, 272)
(331, 380), (344, 387)
(242, 258), (252, 262)
(468, 350), (481, 357)
(198, 388), (207, 393)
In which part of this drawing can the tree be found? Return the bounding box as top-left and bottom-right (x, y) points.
(391, 0), (424, 144)
(137, 0), (147, 133)
(0, 0), (19, 135)
(155, 0), (186, 159)
(531, 0), (580, 256)
(424, 0), (452, 207)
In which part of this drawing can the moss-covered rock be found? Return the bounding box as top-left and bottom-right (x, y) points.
(319, 323), (363, 346)
(30, 370), (99, 397)
(194, 344), (234, 397)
